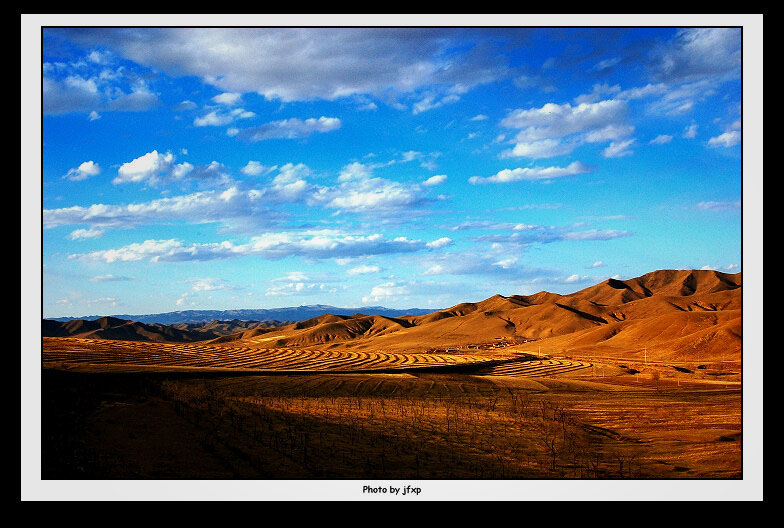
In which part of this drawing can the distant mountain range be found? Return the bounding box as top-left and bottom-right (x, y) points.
(46, 304), (436, 325)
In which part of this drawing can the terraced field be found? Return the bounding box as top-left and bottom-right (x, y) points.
(481, 358), (593, 377)
(42, 337), (524, 373)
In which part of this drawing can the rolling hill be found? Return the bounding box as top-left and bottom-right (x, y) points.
(43, 269), (741, 363)
(209, 269), (741, 361)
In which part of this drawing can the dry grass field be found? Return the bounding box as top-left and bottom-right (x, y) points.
(41, 270), (742, 480)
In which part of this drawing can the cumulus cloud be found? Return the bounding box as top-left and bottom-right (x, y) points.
(68, 231), (451, 263)
(266, 281), (335, 297)
(45, 159), (442, 234)
(708, 130), (740, 148)
(602, 138), (635, 158)
(312, 162), (434, 213)
(113, 150), (175, 184)
(68, 227), (105, 240)
(347, 264), (382, 276)
(362, 281), (410, 303)
(651, 28), (741, 83)
(422, 174), (447, 186)
(212, 92), (243, 105)
(235, 117), (341, 141)
(111, 150), (230, 187)
(420, 252), (553, 280)
(683, 123), (698, 139)
(43, 52), (162, 115)
(412, 92), (461, 114)
(43, 75), (101, 114)
(574, 83), (621, 104)
(499, 138), (577, 159)
(468, 161), (593, 184)
(187, 277), (237, 291)
(499, 99), (634, 159)
(193, 110), (234, 127)
(44, 186), (280, 231)
(194, 107), (255, 127)
(63, 160), (101, 181)
(501, 99), (629, 141)
(105, 82), (160, 112)
(58, 28), (512, 105)
(649, 134), (673, 145)
(425, 237), (453, 249)
(241, 161), (277, 177)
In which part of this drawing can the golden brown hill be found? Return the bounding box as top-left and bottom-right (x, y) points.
(217, 269), (740, 362)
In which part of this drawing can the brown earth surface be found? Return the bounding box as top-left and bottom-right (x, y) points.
(41, 269), (743, 479)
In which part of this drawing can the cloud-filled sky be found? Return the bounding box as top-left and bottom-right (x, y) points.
(41, 26), (742, 317)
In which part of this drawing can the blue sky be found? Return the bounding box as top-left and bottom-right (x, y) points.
(40, 27), (743, 318)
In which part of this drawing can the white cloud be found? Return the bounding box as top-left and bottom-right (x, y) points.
(587, 260), (606, 268)
(114, 150), (175, 184)
(212, 92), (243, 105)
(347, 264), (381, 275)
(499, 99), (633, 159)
(63, 160), (101, 181)
(45, 159), (440, 234)
(422, 174), (447, 186)
(266, 281), (334, 297)
(68, 227), (105, 240)
(68, 231), (443, 263)
(105, 82), (160, 112)
(708, 130), (740, 148)
(241, 161), (277, 176)
(425, 237), (453, 249)
(43, 52), (160, 115)
(616, 83), (668, 100)
(188, 277), (235, 291)
(174, 100), (197, 111)
(501, 99), (628, 141)
(683, 123), (698, 139)
(649, 134), (673, 145)
(66, 28), (511, 104)
(652, 28), (741, 83)
(43, 75), (101, 114)
(574, 83), (621, 104)
(194, 110), (235, 127)
(493, 257), (518, 269)
(470, 114), (488, 121)
(696, 200), (740, 211)
(44, 186), (276, 231)
(235, 117), (341, 141)
(362, 281), (410, 303)
(602, 138), (636, 158)
(171, 162), (194, 180)
(314, 162), (432, 213)
(412, 93), (460, 114)
(468, 161), (593, 184)
(500, 138), (577, 159)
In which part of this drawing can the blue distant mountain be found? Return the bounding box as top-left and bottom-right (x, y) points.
(47, 304), (437, 325)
